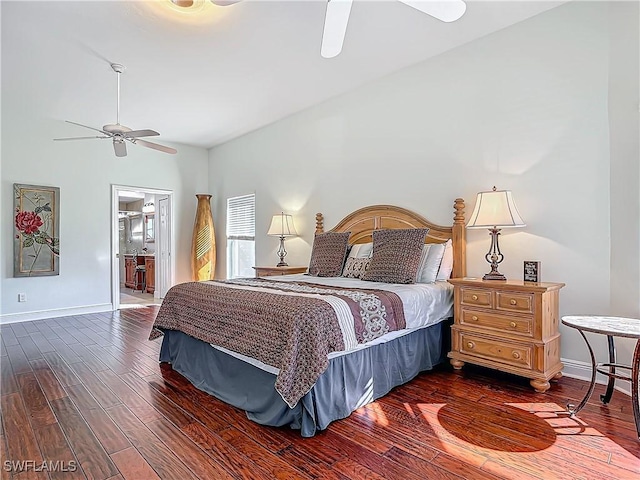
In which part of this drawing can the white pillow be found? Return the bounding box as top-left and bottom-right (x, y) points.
(436, 239), (454, 281)
(348, 242), (373, 259)
(416, 243), (446, 283)
(415, 245), (431, 282)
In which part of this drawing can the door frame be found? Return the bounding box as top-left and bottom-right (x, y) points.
(111, 184), (175, 311)
(155, 195), (173, 299)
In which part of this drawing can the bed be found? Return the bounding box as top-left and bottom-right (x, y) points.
(151, 201), (467, 437)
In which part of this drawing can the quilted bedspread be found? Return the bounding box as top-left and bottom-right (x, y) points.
(149, 278), (406, 407)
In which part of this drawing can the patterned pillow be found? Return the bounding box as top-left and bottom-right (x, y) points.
(362, 228), (429, 284)
(308, 231), (351, 277)
(342, 257), (372, 279)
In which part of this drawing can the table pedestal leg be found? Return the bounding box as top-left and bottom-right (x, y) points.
(600, 335), (616, 404)
(632, 339), (640, 440)
(567, 330), (598, 416)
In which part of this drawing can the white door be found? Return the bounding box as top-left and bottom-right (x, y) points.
(157, 196), (172, 298)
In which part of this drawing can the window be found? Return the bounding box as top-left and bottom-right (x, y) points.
(226, 194), (255, 279)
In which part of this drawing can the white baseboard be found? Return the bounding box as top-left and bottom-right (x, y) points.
(0, 303), (113, 324)
(561, 357), (631, 397)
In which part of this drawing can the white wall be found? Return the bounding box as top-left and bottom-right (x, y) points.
(209, 2), (639, 369)
(608, 0), (640, 366)
(1, 116), (209, 321)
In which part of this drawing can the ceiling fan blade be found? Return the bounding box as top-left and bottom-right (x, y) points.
(54, 136), (110, 141)
(133, 139), (177, 155)
(397, 0), (466, 23)
(65, 120), (111, 136)
(113, 139), (127, 157)
(124, 129), (160, 138)
(321, 0), (353, 59)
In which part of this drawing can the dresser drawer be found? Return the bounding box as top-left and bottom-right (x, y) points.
(496, 291), (533, 314)
(460, 309), (533, 337)
(460, 288), (493, 308)
(458, 332), (532, 369)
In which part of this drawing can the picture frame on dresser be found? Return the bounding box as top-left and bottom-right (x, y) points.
(524, 260), (541, 282)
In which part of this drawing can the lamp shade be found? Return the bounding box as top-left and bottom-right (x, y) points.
(267, 213), (298, 237)
(467, 188), (526, 229)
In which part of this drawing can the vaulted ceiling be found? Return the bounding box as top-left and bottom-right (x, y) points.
(2, 1), (566, 148)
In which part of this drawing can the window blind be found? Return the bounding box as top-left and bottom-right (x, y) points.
(226, 194), (255, 240)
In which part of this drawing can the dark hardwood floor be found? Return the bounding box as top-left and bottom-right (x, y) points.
(1, 306), (638, 479)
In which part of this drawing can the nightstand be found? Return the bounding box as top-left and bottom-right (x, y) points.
(447, 278), (565, 393)
(253, 266), (308, 277)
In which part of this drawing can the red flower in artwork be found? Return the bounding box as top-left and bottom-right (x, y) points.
(15, 211), (43, 235)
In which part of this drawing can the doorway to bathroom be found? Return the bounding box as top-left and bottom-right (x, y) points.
(111, 185), (174, 310)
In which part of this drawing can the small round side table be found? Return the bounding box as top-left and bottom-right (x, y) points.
(561, 315), (640, 440)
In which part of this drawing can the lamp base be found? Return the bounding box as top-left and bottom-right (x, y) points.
(482, 271), (506, 281)
(482, 228), (507, 281)
(275, 235), (288, 267)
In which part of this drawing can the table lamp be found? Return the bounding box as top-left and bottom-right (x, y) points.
(467, 187), (526, 280)
(267, 212), (298, 267)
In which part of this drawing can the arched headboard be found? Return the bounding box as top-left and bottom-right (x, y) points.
(315, 200), (466, 278)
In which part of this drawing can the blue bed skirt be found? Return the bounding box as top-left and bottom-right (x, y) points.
(158, 319), (450, 437)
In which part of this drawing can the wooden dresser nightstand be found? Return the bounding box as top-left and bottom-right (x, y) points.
(447, 278), (565, 393)
(253, 266), (308, 277)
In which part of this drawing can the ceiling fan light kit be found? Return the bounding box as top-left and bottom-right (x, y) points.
(54, 63), (177, 157)
(171, 0), (195, 7)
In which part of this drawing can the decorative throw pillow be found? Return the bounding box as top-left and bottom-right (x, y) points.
(416, 242), (446, 283)
(308, 231), (351, 277)
(436, 239), (454, 281)
(342, 257), (372, 279)
(362, 228), (429, 284)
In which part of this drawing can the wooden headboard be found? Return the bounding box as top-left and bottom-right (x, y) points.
(315, 200), (466, 278)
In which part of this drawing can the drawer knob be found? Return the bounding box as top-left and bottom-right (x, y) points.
(466, 341), (475, 349)
(512, 351), (521, 360)
(471, 315), (478, 321)
(472, 295), (478, 301)
(509, 321), (517, 328)
(510, 299), (517, 305)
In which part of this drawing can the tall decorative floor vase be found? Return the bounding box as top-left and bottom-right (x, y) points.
(191, 194), (216, 281)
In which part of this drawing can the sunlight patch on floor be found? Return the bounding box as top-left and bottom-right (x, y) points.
(403, 402), (417, 418)
(413, 401), (640, 478)
(361, 402), (389, 427)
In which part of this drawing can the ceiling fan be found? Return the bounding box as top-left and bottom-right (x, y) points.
(54, 63), (177, 157)
(321, 0), (467, 58)
(209, 0), (466, 59)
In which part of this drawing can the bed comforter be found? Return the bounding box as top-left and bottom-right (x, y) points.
(149, 278), (406, 407)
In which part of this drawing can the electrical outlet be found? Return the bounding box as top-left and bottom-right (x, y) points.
(18, 293), (27, 302)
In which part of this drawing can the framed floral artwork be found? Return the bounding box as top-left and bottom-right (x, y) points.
(14, 184), (60, 277)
